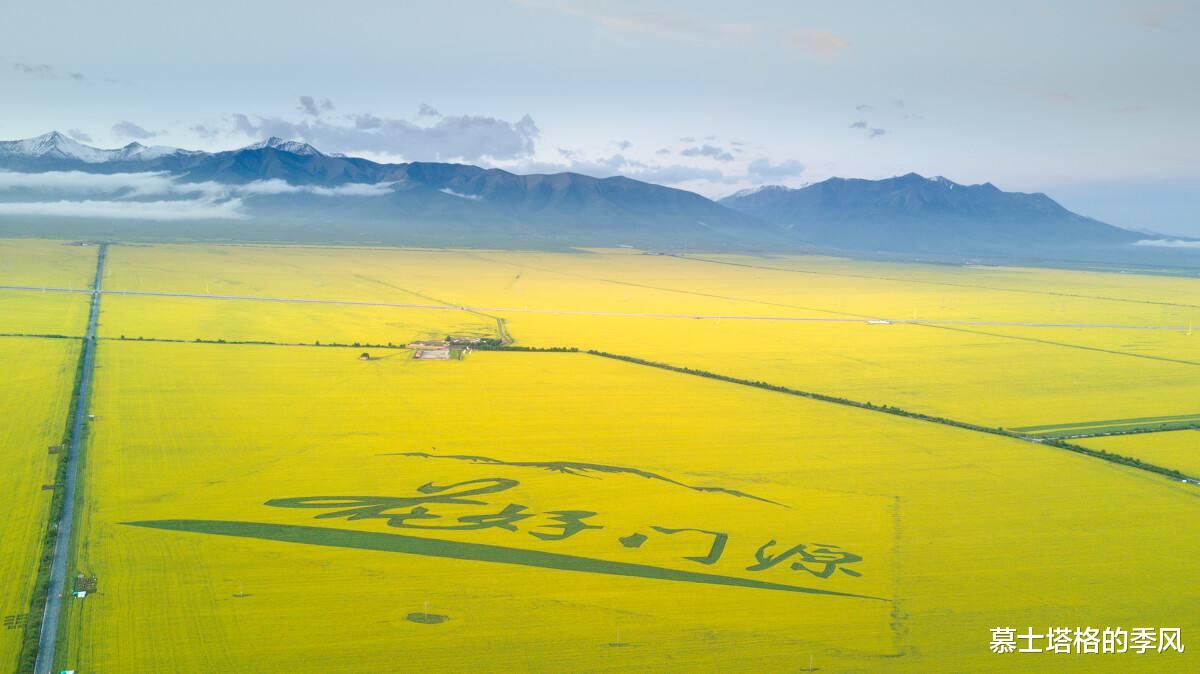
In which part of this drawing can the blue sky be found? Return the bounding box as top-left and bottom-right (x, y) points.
(1, 0), (1197, 235)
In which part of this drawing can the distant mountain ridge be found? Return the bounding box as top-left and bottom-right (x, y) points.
(0, 131), (199, 164)
(0, 132), (1150, 253)
(0, 132), (776, 248)
(718, 173), (1141, 250)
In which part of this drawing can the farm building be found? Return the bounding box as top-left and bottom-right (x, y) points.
(414, 347), (451, 360)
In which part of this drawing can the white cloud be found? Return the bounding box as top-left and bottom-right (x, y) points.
(505, 153), (730, 186)
(517, 0), (754, 42)
(308, 182), (395, 197)
(747, 158), (805, 178)
(790, 29), (849, 57)
(0, 171), (396, 222)
(439, 187), (482, 201)
(298, 96), (335, 117)
(191, 124), (220, 139)
(0, 170), (194, 197)
(0, 170), (394, 199)
(680, 144), (734, 162)
(112, 120), (159, 139)
(12, 61), (84, 81)
(232, 110), (539, 162)
(0, 198), (246, 221)
(233, 178), (396, 197)
(1135, 238), (1200, 248)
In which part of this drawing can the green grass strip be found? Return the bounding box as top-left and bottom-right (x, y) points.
(1014, 413), (1200, 433)
(1035, 421), (1200, 439)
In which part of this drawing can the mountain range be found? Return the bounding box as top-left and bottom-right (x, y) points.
(0, 131), (1157, 254)
(718, 174), (1142, 250)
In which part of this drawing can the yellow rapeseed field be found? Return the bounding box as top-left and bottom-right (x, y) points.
(491, 312), (1200, 428)
(63, 340), (1198, 672)
(98, 294), (497, 346)
(0, 239), (95, 336)
(100, 244), (1200, 328)
(0, 290), (90, 336)
(0, 337), (79, 671)
(95, 245), (1200, 429)
(0, 239), (98, 289)
(981, 324), (1200, 362)
(104, 243), (518, 303)
(1081, 430), (1200, 477)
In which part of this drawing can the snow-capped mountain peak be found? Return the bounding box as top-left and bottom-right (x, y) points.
(120, 143), (195, 161)
(0, 131), (186, 163)
(242, 136), (324, 156)
(726, 184), (792, 199)
(0, 131), (111, 163)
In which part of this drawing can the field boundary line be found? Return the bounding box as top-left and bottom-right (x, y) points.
(0, 333), (83, 341)
(577, 349), (1199, 485)
(0, 283), (1189, 332)
(675, 254), (1200, 309)
(63, 333), (1200, 484)
(919, 323), (1200, 367)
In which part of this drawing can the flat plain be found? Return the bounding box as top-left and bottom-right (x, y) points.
(97, 245), (1200, 428)
(61, 342), (1200, 672)
(1, 239), (1196, 671)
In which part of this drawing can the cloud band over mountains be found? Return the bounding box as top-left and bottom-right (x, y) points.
(0, 170), (395, 220)
(0, 197), (245, 221)
(232, 111), (540, 162)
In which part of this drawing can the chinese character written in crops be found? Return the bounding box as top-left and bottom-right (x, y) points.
(745, 540), (863, 578)
(266, 478), (864, 579)
(618, 527), (729, 565)
(265, 477), (522, 523)
(530, 511), (603, 541)
(265, 478), (604, 540)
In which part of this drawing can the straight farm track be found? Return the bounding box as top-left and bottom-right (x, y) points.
(31, 244), (104, 674)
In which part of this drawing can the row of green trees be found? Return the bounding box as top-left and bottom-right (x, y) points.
(583, 350), (1194, 483)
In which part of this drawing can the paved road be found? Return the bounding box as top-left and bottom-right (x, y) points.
(33, 244), (105, 674)
(0, 283), (1190, 331)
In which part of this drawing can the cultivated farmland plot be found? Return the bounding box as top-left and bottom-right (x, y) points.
(1, 240), (1196, 672)
(0, 339), (79, 672)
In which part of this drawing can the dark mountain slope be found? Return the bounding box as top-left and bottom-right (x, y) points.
(720, 173), (1141, 251)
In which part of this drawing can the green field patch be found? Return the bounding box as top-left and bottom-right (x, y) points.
(406, 612), (449, 625)
(1036, 421), (1200, 439)
(1013, 413), (1200, 434)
